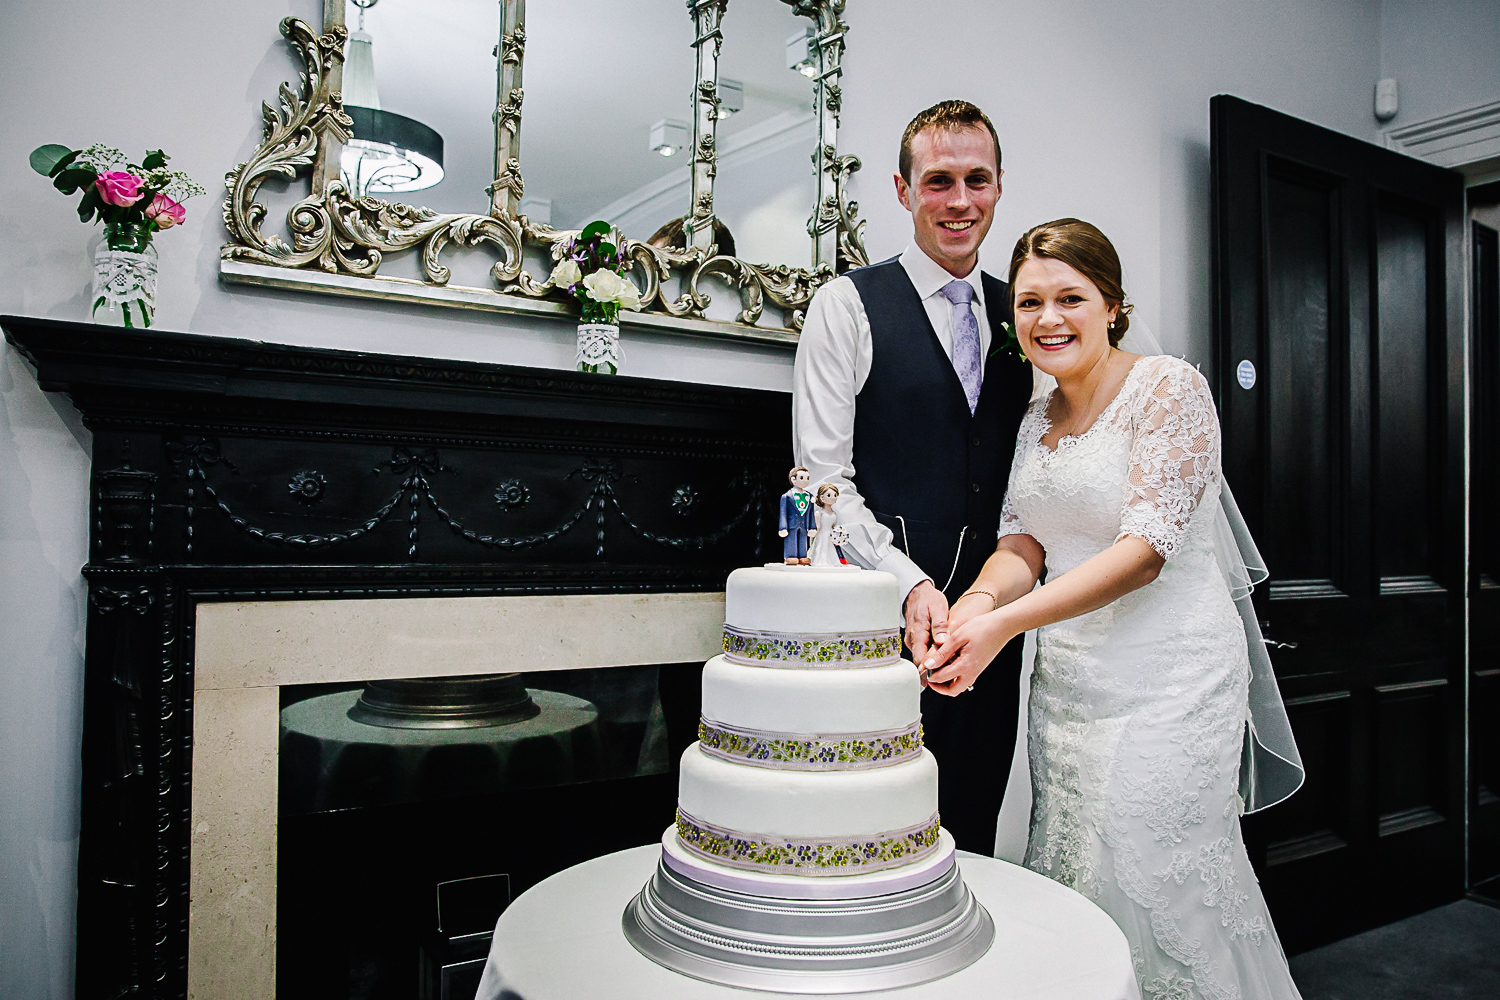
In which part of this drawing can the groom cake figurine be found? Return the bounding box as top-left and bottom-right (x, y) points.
(792, 101), (1033, 852)
(778, 466), (818, 565)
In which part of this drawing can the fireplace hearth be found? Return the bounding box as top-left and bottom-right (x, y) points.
(1, 315), (789, 1000)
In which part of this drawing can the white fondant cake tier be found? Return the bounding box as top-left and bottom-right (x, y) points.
(678, 744), (937, 839)
(725, 565), (900, 634)
(700, 654), (920, 735)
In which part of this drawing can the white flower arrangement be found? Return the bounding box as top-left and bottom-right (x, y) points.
(550, 220), (641, 374)
(581, 268), (641, 311)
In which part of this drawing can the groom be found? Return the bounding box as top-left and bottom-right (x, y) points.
(792, 100), (1033, 853)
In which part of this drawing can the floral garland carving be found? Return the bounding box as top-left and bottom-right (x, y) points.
(675, 808), (941, 874)
(221, 9), (869, 333)
(697, 717), (923, 770)
(166, 440), (768, 561)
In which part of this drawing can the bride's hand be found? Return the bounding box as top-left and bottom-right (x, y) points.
(921, 611), (1017, 697)
(946, 591), (993, 634)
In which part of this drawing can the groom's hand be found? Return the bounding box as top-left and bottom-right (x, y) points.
(904, 580), (949, 678)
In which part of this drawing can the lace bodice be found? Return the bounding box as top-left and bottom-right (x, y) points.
(1000, 355), (1222, 575)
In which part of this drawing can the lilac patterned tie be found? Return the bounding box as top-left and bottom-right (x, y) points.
(942, 279), (982, 414)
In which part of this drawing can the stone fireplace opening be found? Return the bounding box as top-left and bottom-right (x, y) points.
(190, 594), (722, 999)
(274, 656), (706, 999)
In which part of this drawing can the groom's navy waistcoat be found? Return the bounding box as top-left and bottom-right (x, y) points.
(847, 257), (1032, 596)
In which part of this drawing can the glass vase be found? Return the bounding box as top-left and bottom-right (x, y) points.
(92, 223), (158, 328)
(576, 301), (622, 375)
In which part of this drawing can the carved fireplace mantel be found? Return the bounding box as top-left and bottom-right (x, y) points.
(1, 315), (790, 1000)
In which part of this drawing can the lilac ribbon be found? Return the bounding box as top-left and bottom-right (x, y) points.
(697, 717), (924, 770)
(675, 808), (942, 875)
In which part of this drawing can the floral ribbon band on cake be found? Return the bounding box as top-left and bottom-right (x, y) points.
(675, 808), (941, 875)
(721, 625), (903, 667)
(698, 718), (924, 770)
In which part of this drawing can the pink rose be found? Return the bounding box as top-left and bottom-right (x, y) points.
(95, 171), (144, 207)
(145, 193), (186, 230)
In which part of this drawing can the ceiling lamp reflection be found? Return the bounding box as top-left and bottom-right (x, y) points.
(714, 78), (744, 119)
(650, 118), (690, 157)
(786, 26), (817, 78)
(340, 0), (445, 196)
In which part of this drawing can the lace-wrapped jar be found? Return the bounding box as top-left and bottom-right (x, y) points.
(92, 222), (158, 328)
(575, 299), (623, 375)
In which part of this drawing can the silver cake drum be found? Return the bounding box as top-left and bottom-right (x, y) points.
(622, 831), (994, 994)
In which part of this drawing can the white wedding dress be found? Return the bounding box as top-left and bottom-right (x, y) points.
(1001, 355), (1302, 1000)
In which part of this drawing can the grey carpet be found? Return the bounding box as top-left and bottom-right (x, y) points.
(1290, 899), (1500, 1000)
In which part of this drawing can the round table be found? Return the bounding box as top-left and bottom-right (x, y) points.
(475, 845), (1140, 1000)
(278, 688), (601, 814)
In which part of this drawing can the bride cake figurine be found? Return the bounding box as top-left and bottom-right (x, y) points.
(808, 483), (847, 567)
(778, 466), (818, 565)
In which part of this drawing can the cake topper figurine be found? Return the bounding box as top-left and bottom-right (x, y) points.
(778, 466), (817, 565)
(808, 483), (847, 567)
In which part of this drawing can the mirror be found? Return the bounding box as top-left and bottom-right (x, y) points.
(338, 0), (497, 215)
(522, 1), (697, 237)
(712, 3), (818, 268)
(221, 0), (867, 337)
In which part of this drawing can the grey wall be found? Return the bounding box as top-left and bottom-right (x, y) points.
(2, 1), (1497, 997)
(841, 0), (1387, 364)
(1380, 0), (1500, 128)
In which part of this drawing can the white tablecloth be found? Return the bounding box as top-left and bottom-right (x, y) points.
(476, 846), (1140, 1000)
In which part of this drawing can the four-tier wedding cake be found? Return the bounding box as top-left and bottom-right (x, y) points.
(623, 564), (993, 994)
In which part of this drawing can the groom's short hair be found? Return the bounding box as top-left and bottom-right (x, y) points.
(899, 101), (1002, 183)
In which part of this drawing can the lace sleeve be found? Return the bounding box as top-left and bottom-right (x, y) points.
(1117, 358), (1221, 559)
(998, 401), (1041, 539)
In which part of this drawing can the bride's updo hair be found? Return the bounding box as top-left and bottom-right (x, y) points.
(1008, 219), (1133, 347)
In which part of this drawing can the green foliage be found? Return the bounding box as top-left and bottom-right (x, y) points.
(140, 149), (167, 171)
(579, 220), (610, 241)
(29, 144), (74, 176)
(76, 186), (104, 224)
(54, 166), (96, 196)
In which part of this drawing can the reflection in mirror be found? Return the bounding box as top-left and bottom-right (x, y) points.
(339, 0), (497, 214)
(523, 1), (697, 237)
(710, 2), (818, 268)
(223, 2), (862, 336)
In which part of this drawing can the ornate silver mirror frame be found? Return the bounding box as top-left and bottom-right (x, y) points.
(219, 0), (868, 344)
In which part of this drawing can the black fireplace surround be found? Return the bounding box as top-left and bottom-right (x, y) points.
(1, 315), (791, 1000)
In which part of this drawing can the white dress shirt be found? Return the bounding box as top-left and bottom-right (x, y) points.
(792, 244), (994, 603)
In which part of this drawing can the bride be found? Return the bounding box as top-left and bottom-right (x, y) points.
(923, 218), (1304, 999)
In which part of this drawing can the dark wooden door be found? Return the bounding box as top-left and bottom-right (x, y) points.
(1473, 218), (1500, 894)
(1211, 95), (1466, 952)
